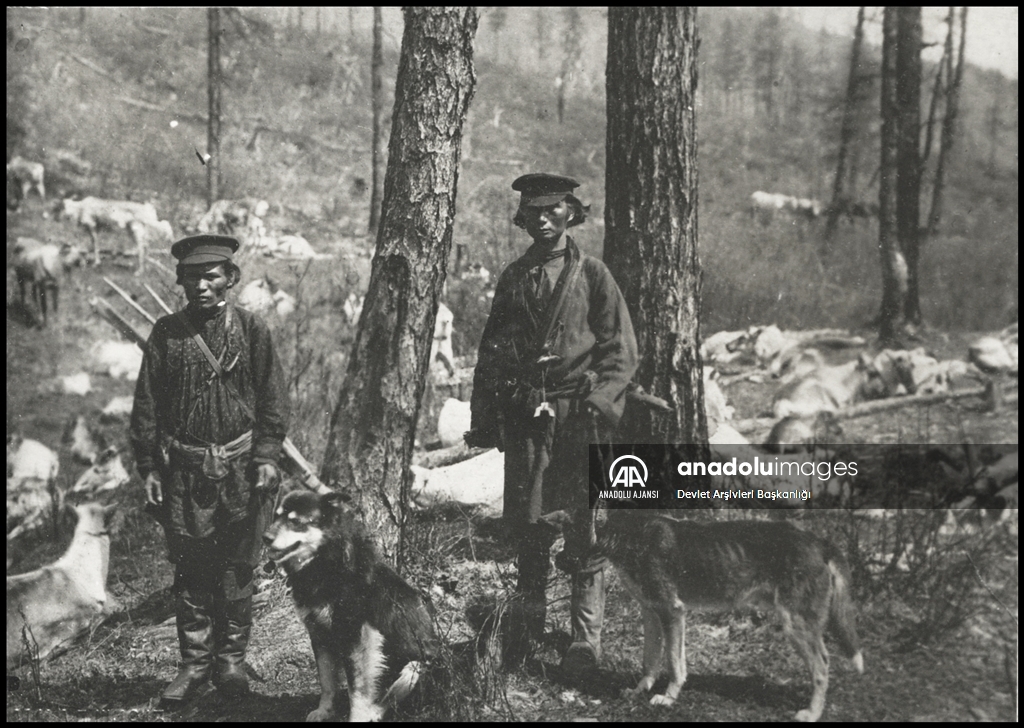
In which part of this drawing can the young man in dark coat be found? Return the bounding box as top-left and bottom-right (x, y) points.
(467, 174), (638, 671)
(130, 235), (289, 706)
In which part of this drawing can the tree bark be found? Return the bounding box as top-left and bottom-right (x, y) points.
(604, 7), (708, 462)
(895, 7), (923, 326)
(320, 7), (477, 568)
(927, 6), (967, 234)
(823, 7), (866, 252)
(207, 8), (222, 207)
(368, 7), (385, 236)
(877, 7), (909, 343)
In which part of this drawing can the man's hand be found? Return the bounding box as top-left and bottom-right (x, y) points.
(255, 462), (281, 494)
(145, 471), (163, 506)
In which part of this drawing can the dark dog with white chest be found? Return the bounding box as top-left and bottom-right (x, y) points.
(542, 510), (864, 722)
(263, 490), (439, 722)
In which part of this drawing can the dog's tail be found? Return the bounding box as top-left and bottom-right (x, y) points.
(381, 660), (426, 707)
(825, 546), (865, 674)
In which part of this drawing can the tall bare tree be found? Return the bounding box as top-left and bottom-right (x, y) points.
(207, 8), (222, 207)
(877, 7), (910, 342)
(604, 7), (707, 452)
(823, 6), (867, 251)
(368, 7), (385, 236)
(535, 8), (546, 63)
(714, 16), (746, 112)
(927, 7), (967, 234)
(320, 7), (478, 566)
(752, 8), (784, 122)
(488, 6), (507, 65)
(895, 7), (923, 325)
(557, 7), (583, 124)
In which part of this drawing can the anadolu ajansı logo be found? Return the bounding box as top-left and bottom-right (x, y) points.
(608, 454), (649, 488)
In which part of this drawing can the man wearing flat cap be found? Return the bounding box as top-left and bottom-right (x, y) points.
(467, 174), (638, 672)
(130, 234), (289, 706)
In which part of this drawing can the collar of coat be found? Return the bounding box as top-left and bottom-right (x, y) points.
(521, 236), (580, 268)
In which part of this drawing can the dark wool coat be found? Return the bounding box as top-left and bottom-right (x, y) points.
(130, 303), (289, 564)
(471, 237), (638, 527)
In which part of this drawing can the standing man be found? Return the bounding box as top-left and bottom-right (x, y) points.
(131, 235), (289, 707)
(466, 174), (638, 672)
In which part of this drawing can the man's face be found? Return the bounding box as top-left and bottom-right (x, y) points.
(181, 263), (232, 310)
(521, 199), (572, 244)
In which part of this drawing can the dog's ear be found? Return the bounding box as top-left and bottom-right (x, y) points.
(319, 490), (357, 525)
(321, 488), (355, 513)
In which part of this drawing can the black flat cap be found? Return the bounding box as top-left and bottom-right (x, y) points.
(171, 234), (240, 266)
(512, 173), (580, 207)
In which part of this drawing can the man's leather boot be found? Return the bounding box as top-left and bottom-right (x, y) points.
(212, 595), (252, 697)
(159, 589), (215, 708)
(518, 544), (551, 643)
(560, 568), (605, 674)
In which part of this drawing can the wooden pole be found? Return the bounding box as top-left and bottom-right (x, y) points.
(102, 277), (157, 324)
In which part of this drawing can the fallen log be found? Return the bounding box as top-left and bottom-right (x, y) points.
(89, 297), (148, 347)
(142, 283), (172, 316)
(104, 276), (157, 324)
(69, 52), (111, 77)
(835, 384), (1017, 420)
(414, 441), (490, 469)
(733, 383), (1018, 437)
(146, 256), (176, 278)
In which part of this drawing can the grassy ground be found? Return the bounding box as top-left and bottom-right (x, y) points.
(6, 201), (1018, 722)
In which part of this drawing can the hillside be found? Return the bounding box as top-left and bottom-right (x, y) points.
(7, 7), (1017, 335)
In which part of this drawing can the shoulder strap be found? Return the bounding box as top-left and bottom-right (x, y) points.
(176, 307), (256, 423)
(537, 242), (583, 354)
(176, 307), (229, 377)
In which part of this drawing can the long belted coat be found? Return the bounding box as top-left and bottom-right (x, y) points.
(470, 237), (638, 527)
(130, 302), (289, 566)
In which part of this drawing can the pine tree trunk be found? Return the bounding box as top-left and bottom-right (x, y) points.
(877, 7), (908, 343)
(927, 6), (967, 235)
(823, 6), (866, 251)
(368, 7), (385, 236)
(207, 8), (221, 207)
(604, 7), (707, 455)
(320, 7), (478, 568)
(896, 7), (923, 326)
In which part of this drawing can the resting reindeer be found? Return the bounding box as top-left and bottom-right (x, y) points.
(7, 503), (116, 671)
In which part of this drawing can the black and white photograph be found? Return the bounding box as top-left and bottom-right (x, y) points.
(6, 7), (1017, 722)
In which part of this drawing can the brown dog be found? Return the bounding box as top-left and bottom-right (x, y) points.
(543, 510), (864, 722)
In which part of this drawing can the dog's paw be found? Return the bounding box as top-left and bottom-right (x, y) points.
(305, 706), (336, 722)
(348, 702), (385, 722)
(794, 708), (820, 722)
(649, 694), (676, 707)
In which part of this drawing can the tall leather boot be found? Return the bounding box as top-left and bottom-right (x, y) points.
(212, 595), (252, 697)
(517, 544), (551, 643)
(560, 568), (605, 674)
(493, 537), (551, 670)
(160, 588), (215, 708)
